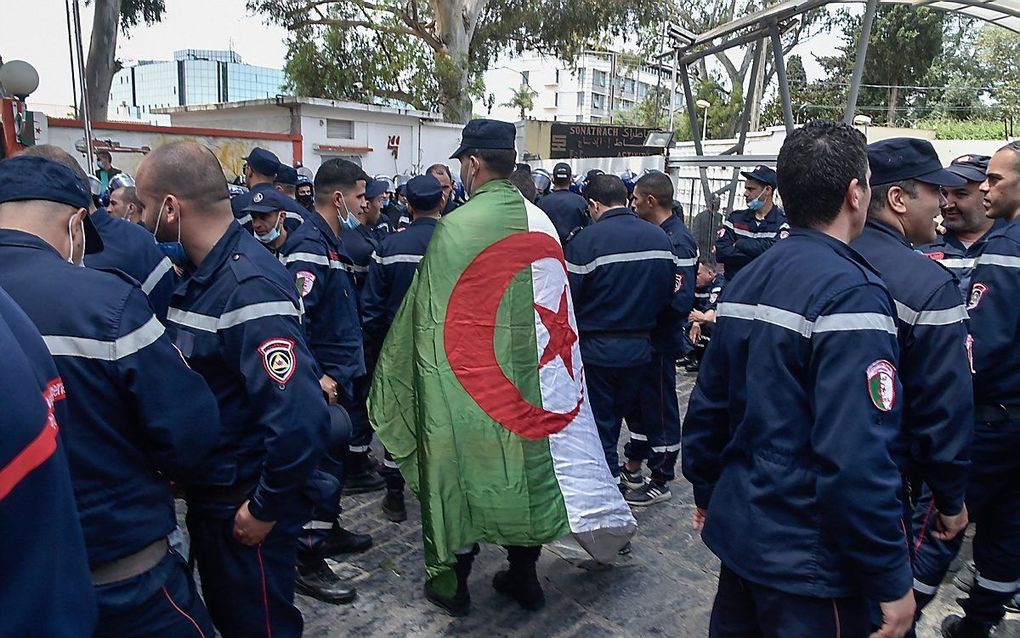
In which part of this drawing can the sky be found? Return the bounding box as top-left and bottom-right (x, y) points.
(5, 0), (844, 109)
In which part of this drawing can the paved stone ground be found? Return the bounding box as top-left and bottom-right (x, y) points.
(189, 370), (1020, 636)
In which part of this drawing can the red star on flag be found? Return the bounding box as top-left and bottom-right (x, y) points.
(533, 287), (577, 379)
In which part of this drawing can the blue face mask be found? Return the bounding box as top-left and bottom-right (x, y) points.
(158, 241), (186, 266)
(338, 193), (361, 230)
(255, 227), (281, 244)
(746, 189), (768, 211)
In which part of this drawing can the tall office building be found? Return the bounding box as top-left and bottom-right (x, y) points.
(109, 49), (286, 123)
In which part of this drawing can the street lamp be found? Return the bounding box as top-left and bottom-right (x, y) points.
(0, 61), (40, 100)
(696, 99), (711, 140)
(852, 114), (872, 139)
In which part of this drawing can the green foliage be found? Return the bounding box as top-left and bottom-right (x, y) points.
(917, 119), (1010, 140)
(501, 84), (537, 119)
(120, 0), (165, 30)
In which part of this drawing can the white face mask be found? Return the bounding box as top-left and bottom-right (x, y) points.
(153, 198), (182, 246)
(67, 214), (85, 266)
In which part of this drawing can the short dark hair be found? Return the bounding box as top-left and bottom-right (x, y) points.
(634, 172), (674, 208)
(427, 163), (453, 181)
(314, 159), (370, 204)
(462, 148), (516, 178)
(116, 186), (142, 209)
(509, 168), (537, 202)
(586, 174), (629, 208)
(868, 179), (918, 216)
(776, 119), (868, 228)
(97, 150), (113, 162)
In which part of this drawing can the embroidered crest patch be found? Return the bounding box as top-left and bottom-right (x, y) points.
(866, 360), (897, 412)
(258, 338), (296, 385)
(926, 251), (945, 261)
(779, 229), (790, 240)
(968, 282), (988, 310)
(674, 272), (684, 293)
(253, 192), (264, 203)
(295, 270), (316, 297)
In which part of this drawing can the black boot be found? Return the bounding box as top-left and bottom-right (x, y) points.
(381, 489), (407, 522)
(941, 615), (991, 638)
(295, 557), (357, 604)
(319, 522), (372, 557)
(493, 545), (545, 611)
(425, 544), (478, 616)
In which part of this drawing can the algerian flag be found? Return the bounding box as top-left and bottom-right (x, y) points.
(369, 179), (636, 597)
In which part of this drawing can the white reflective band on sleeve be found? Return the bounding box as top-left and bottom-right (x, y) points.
(43, 315), (165, 361)
(350, 263), (368, 274)
(566, 250), (678, 274)
(629, 432), (648, 442)
(976, 253), (1020, 268)
(382, 459), (399, 469)
(722, 219), (782, 239)
(939, 257), (976, 269)
(141, 257), (174, 295)
(168, 301), (301, 333)
(651, 443), (682, 453)
(913, 578), (939, 595)
(717, 303), (897, 337)
(283, 252), (354, 273)
(302, 521), (334, 531)
(975, 573), (1020, 593)
(374, 253), (424, 266)
(285, 212), (305, 221)
(813, 312), (897, 335)
(674, 256), (699, 267)
(349, 445), (371, 453)
(236, 214), (252, 227)
(895, 301), (969, 327)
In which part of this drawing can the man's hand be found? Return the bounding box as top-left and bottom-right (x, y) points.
(869, 590), (915, 638)
(692, 507), (707, 531)
(233, 500), (276, 546)
(319, 374), (338, 405)
(689, 323), (703, 343)
(689, 310), (707, 323)
(933, 505), (968, 541)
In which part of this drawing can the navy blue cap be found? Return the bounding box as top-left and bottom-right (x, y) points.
(946, 154), (990, 183)
(244, 147), (281, 177)
(868, 138), (967, 187)
(405, 174), (443, 212)
(296, 174), (312, 186)
(450, 119), (516, 159)
(242, 188), (291, 214)
(740, 165), (777, 189)
(0, 155), (104, 254)
(585, 168), (605, 183)
(275, 165), (298, 185)
(553, 162), (572, 180)
(365, 179), (389, 199)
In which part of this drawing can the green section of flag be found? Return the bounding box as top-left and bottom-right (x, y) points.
(368, 180), (569, 596)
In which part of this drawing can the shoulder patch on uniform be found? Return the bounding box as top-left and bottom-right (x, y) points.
(674, 272), (684, 293)
(708, 289), (720, 304)
(778, 229), (789, 240)
(295, 270), (316, 297)
(968, 282), (988, 310)
(258, 338), (296, 385)
(866, 360), (897, 412)
(926, 251), (945, 261)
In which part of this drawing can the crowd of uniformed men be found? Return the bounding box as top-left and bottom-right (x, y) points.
(1, 115), (1019, 638)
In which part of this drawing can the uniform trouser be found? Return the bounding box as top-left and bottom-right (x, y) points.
(344, 374), (373, 469)
(623, 352), (681, 482)
(710, 564), (870, 638)
(911, 419), (1020, 628)
(94, 550), (214, 638)
(298, 406), (351, 558)
(586, 363), (645, 479)
(186, 507), (307, 638)
(380, 447), (405, 492)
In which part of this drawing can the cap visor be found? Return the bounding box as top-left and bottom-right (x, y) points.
(915, 168), (967, 187)
(449, 144), (469, 160)
(83, 214), (105, 254)
(945, 166), (986, 184)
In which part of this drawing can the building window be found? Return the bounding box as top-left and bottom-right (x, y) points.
(578, 69), (585, 84)
(521, 71), (530, 86)
(592, 93), (606, 111)
(555, 69), (560, 83)
(577, 92), (585, 108)
(326, 119), (354, 139)
(594, 70), (608, 88)
(554, 92), (559, 107)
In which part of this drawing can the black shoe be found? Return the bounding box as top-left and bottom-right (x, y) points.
(381, 490), (407, 522)
(342, 467), (386, 494)
(1006, 591), (1020, 614)
(492, 570), (546, 611)
(683, 359), (701, 373)
(941, 615), (991, 638)
(320, 525), (373, 557)
(296, 558), (357, 605)
(625, 480), (672, 507)
(619, 467), (645, 490)
(424, 546), (477, 616)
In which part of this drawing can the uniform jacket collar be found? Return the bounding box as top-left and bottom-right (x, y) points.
(308, 209), (342, 249)
(188, 220), (245, 285)
(0, 228), (64, 260)
(792, 226), (882, 277)
(598, 207), (634, 222)
(863, 218), (912, 250)
(943, 218), (1006, 251)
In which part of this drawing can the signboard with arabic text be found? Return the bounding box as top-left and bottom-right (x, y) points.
(549, 123), (658, 159)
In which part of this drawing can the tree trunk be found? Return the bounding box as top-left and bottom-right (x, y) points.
(431, 0), (486, 123)
(886, 84), (899, 125)
(84, 0), (121, 122)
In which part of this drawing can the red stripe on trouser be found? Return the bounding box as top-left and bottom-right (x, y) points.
(832, 599), (841, 638)
(161, 586), (207, 638)
(914, 500), (936, 553)
(256, 544), (273, 638)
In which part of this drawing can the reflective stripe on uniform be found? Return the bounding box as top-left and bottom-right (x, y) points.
(651, 443), (681, 453)
(140, 257), (174, 295)
(975, 573), (1020, 593)
(372, 253), (424, 266)
(282, 252), (353, 273)
(938, 257), (976, 270)
(629, 432), (648, 442)
(167, 301), (301, 333)
(723, 219), (783, 240)
(717, 302), (897, 338)
(236, 214), (252, 227)
(43, 315), (165, 361)
(894, 301), (968, 327)
(566, 249), (678, 275)
(975, 253), (1020, 268)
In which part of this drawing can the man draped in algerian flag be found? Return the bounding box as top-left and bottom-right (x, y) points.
(368, 119), (636, 616)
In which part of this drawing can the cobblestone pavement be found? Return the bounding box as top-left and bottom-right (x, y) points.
(193, 370), (1020, 637)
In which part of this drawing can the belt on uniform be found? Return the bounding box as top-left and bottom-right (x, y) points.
(90, 537), (168, 586)
(186, 482), (254, 506)
(975, 403), (1020, 423)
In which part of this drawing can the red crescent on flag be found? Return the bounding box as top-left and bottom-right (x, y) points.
(444, 231), (583, 441)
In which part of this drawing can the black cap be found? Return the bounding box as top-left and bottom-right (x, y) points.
(868, 138), (967, 187)
(584, 169), (605, 183)
(946, 154), (990, 183)
(242, 189), (291, 214)
(365, 179), (389, 199)
(405, 175), (443, 211)
(450, 119), (516, 159)
(553, 162), (572, 180)
(740, 165), (777, 189)
(0, 155), (104, 254)
(244, 147), (281, 177)
(275, 165), (298, 185)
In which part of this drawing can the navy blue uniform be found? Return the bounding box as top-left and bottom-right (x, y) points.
(167, 222), (331, 638)
(694, 272), (725, 313)
(683, 228), (911, 634)
(623, 214), (698, 483)
(0, 230), (219, 638)
(345, 223), (379, 292)
(537, 189), (589, 243)
(565, 207), (676, 480)
(0, 286), (97, 638)
(715, 206), (788, 282)
(86, 207), (176, 325)
(912, 220), (1020, 629)
(917, 219), (1005, 299)
(232, 183), (308, 234)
